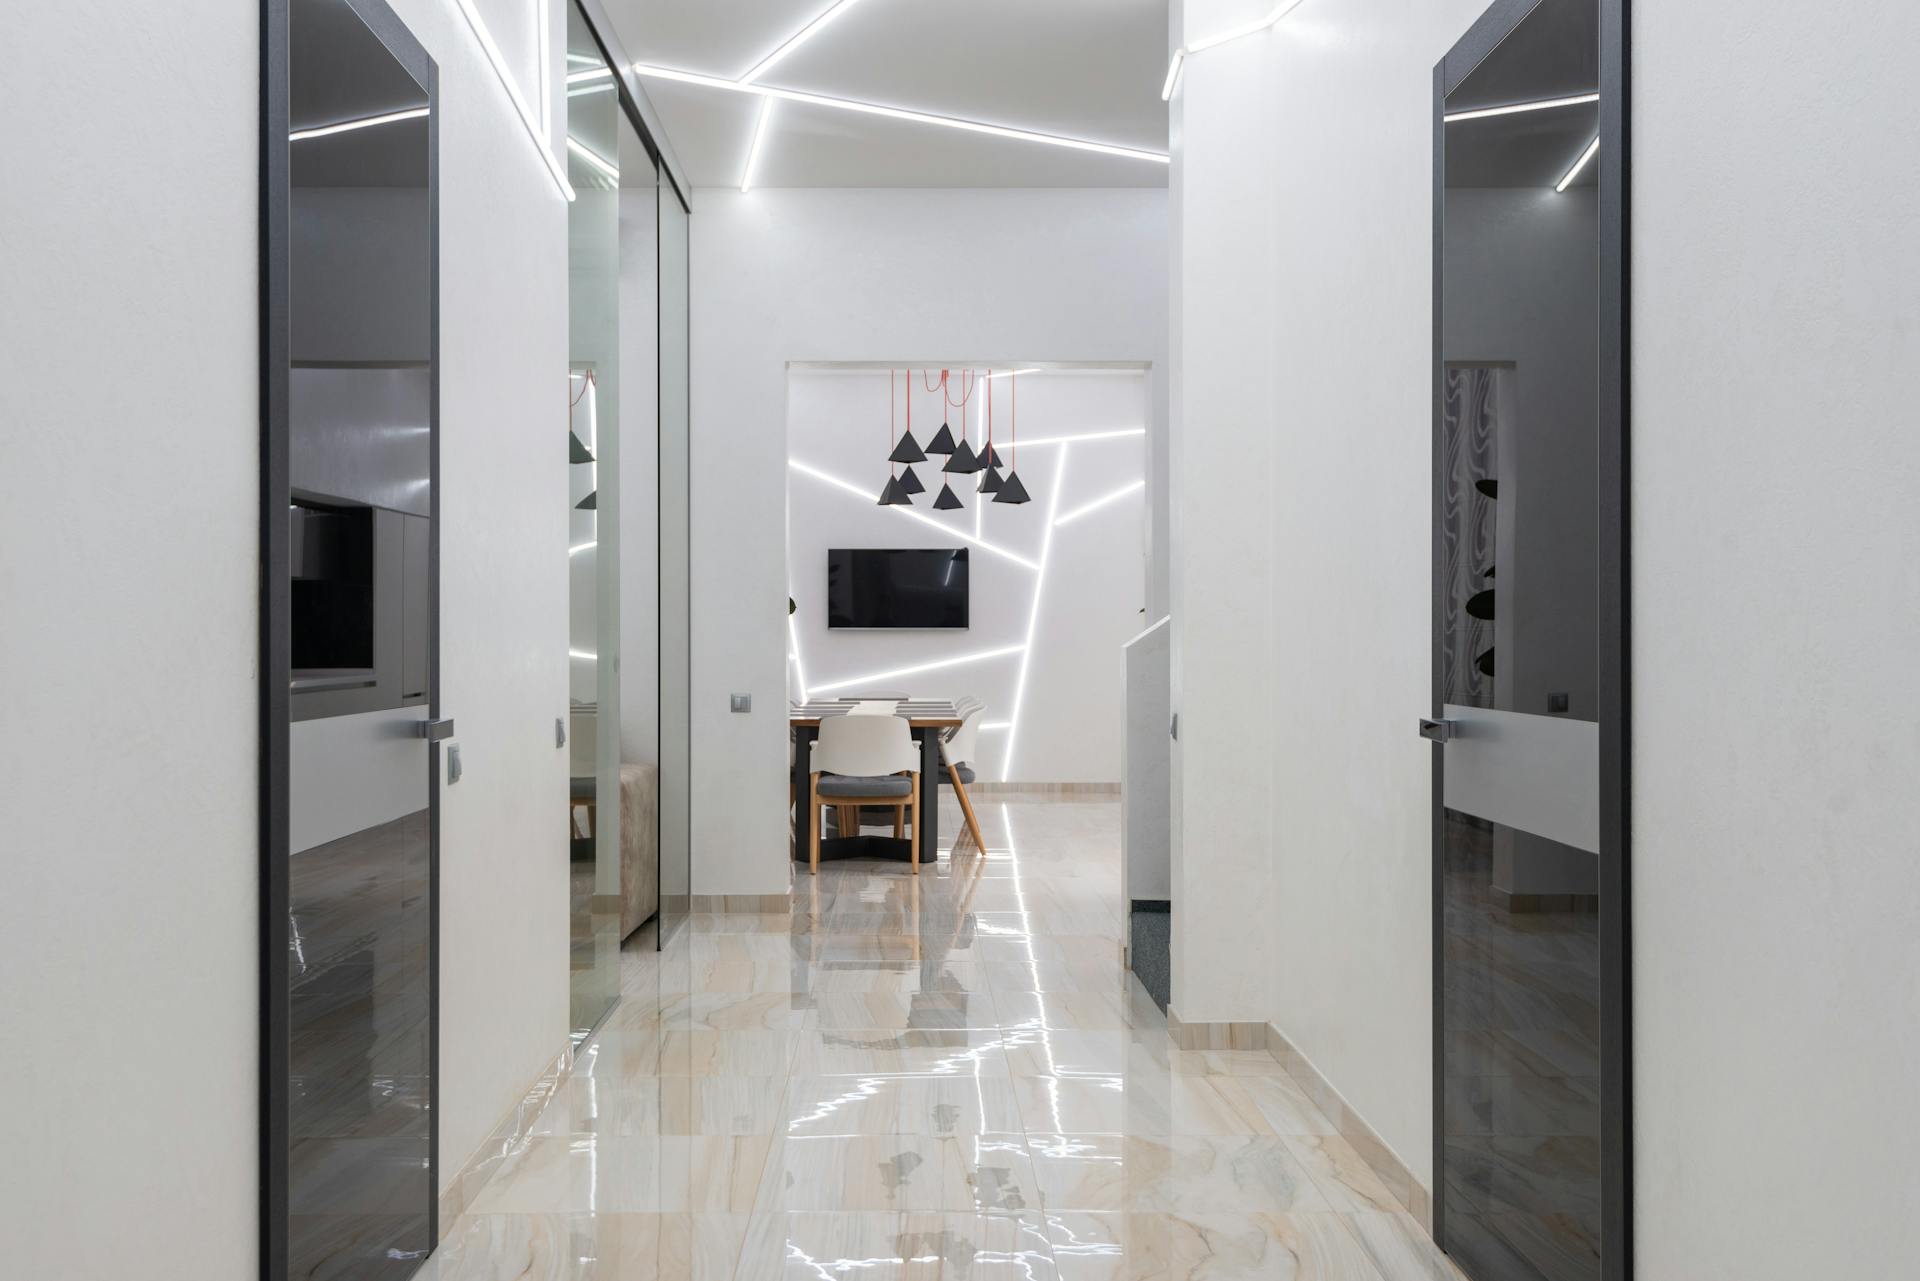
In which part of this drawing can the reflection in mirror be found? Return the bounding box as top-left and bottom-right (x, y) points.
(280, 0), (436, 1275)
(1438, 0), (1602, 1277)
(656, 168), (692, 946)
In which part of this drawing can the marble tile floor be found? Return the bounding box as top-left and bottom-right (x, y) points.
(424, 798), (1464, 1281)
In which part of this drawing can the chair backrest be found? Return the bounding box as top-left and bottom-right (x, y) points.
(943, 706), (984, 767)
(814, 713), (918, 778)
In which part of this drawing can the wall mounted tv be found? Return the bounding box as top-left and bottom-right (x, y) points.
(827, 548), (970, 629)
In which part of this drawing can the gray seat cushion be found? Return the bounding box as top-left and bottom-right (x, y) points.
(942, 762), (977, 785)
(570, 776), (596, 801)
(816, 773), (912, 798)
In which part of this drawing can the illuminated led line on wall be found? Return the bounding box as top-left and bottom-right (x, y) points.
(1556, 136), (1600, 192)
(739, 0), (871, 83)
(1053, 479), (1145, 527)
(740, 98), (777, 191)
(810, 644), (1027, 697)
(568, 541), (597, 556)
(1444, 91), (1599, 123)
(1001, 443), (1069, 780)
(787, 612), (810, 703)
(567, 136), (620, 182)
(635, 65), (1170, 165)
(788, 460), (1041, 570)
(1161, 0), (1307, 101)
(1014, 427), (1145, 447)
(289, 106), (431, 141)
(449, 0), (575, 201)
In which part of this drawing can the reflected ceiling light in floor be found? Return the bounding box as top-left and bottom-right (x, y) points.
(1444, 91), (1599, 124)
(739, 98), (777, 191)
(789, 459), (1041, 569)
(1160, 0), (1306, 100)
(810, 644), (1027, 697)
(1555, 135), (1601, 193)
(634, 65), (1170, 165)
(739, 0), (871, 83)
(289, 106), (430, 142)
(566, 137), (620, 182)
(1053, 479), (1145, 527)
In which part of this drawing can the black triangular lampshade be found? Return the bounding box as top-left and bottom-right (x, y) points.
(898, 465), (926, 495)
(977, 466), (1004, 495)
(944, 439), (981, 474)
(569, 431), (595, 464)
(575, 490), (597, 510)
(888, 430), (927, 465)
(991, 470), (1031, 505)
(932, 482), (964, 511)
(877, 476), (912, 506)
(980, 443), (1003, 471)
(925, 423), (957, 454)
(1465, 589), (1495, 620)
(1475, 478), (1499, 499)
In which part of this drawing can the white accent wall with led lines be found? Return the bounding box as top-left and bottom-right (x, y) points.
(788, 367), (1148, 784)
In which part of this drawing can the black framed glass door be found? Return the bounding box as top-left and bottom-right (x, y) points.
(264, 0), (440, 1274)
(1431, 0), (1629, 1277)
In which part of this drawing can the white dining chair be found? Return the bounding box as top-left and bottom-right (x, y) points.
(939, 705), (988, 853)
(808, 713), (922, 876)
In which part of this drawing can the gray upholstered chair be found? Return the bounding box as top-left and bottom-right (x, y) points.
(807, 713), (921, 875)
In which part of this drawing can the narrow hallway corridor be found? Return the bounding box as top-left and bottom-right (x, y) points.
(425, 799), (1462, 1279)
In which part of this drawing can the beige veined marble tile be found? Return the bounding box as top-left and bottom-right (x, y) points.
(1012, 1075), (1173, 1137)
(808, 990), (1000, 1032)
(1122, 1136), (1336, 1216)
(655, 991), (816, 1032)
(781, 1074), (1026, 1138)
(753, 1134), (1042, 1215)
(733, 1211), (1061, 1281)
(1041, 1211), (1387, 1281)
(655, 1076), (792, 1137)
(790, 1028), (1015, 1078)
(1342, 1211), (1471, 1280)
(653, 1029), (799, 1077)
(1215, 1075), (1341, 1137)
(1281, 1135), (1405, 1214)
(422, 1212), (751, 1281)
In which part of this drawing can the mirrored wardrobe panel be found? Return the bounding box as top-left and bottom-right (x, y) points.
(266, 0), (439, 1274)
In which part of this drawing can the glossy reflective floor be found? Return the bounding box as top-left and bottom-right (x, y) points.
(425, 798), (1463, 1279)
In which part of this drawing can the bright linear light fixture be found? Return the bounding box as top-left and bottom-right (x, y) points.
(568, 540), (597, 556)
(740, 98), (777, 191)
(788, 460), (1041, 570)
(1556, 135), (1600, 193)
(449, 0), (574, 200)
(739, 0), (870, 83)
(1444, 91), (1599, 123)
(1002, 444), (1068, 780)
(1162, 0), (1307, 100)
(567, 137), (619, 182)
(289, 106), (430, 142)
(635, 65), (1170, 165)
(787, 612), (810, 703)
(1053, 479), (1145, 527)
(1014, 427), (1146, 447)
(810, 644), (1027, 697)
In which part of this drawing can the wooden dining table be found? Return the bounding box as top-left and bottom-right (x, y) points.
(790, 699), (962, 865)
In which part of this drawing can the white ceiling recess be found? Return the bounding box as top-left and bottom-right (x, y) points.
(597, 0), (1170, 188)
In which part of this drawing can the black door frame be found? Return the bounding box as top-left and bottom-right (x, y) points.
(1430, 0), (1630, 1274)
(260, 0), (439, 1272)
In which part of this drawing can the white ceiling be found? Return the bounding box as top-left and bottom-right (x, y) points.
(595, 0), (1170, 189)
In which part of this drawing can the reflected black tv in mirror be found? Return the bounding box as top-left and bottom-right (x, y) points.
(827, 548), (969, 629)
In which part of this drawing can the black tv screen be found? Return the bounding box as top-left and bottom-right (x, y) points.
(827, 548), (969, 629)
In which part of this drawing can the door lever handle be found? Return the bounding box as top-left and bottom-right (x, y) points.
(415, 718), (455, 741)
(1417, 717), (1455, 743)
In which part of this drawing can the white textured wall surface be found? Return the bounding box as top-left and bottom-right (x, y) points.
(0, 4), (259, 1272)
(691, 188), (1168, 894)
(787, 369), (1148, 785)
(1632, 3), (1920, 1275)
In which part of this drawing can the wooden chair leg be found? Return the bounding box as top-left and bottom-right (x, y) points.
(893, 804), (904, 839)
(838, 804), (857, 838)
(809, 773), (822, 875)
(951, 772), (986, 854)
(909, 773), (921, 876)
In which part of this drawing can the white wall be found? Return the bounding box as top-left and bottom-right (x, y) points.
(1633, 3), (1920, 1276)
(0, 0), (572, 1266)
(0, 4), (258, 1273)
(787, 369), (1148, 784)
(691, 188), (1168, 894)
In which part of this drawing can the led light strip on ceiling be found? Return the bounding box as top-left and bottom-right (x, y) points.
(638, 65), (1171, 167)
(289, 106), (432, 142)
(739, 98), (777, 191)
(1162, 0), (1307, 101)
(739, 0), (870, 83)
(1444, 91), (1599, 123)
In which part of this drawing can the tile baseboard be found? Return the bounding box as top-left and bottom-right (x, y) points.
(687, 892), (793, 912)
(967, 781), (1119, 797)
(437, 1042), (576, 1235)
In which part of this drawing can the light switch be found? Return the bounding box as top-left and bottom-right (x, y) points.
(731, 693), (752, 714)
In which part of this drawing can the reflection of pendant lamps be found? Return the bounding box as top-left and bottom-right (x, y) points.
(576, 490), (597, 510)
(992, 368), (1030, 504)
(569, 431), (594, 464)
(977, 466), (1004, 495)
(899, 465), (926, 495)
(878, 476), (912, 505)
(932, 482), (963, 510)
(1475, 478), (1498, 499)
(944, 438), (981, 474)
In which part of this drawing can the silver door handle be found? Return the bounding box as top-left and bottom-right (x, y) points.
(1418, 718), (1455, 743)
(415, 718), (455, 741)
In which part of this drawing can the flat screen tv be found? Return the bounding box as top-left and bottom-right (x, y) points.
(827, 548), (969, 629)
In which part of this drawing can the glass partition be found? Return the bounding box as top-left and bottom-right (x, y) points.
(656, 175), (692, 945)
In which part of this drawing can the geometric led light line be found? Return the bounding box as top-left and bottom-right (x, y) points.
(740, 0), (871, 83)
(1014, 427), (1146, 447)
(788, 459), (1042, 570)
(1161, 0), (1307, 101)
(1444, 91), (1599, 123)
(450, 0), (575, 200)
(290, 106), (430, 141)
(1053, 479), (1144, 527)
(1001, 443), (1068, 781)
(567, 136), (620, 182)
(809, 644), (1027, 696)
(740, 98), (777, 191)
(635, 64), (1170, 165)
(1555, 135), (1600, 193)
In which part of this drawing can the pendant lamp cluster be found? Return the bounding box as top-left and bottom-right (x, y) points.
(879, 368), (1029, 509)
